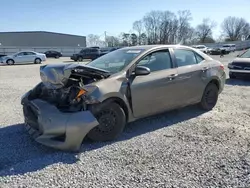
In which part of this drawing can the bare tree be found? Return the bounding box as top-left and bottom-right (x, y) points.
(130, 33), (138, 46)
(142, 10), (194, 45)
(106, 36), (120, 47)
(196, 18), (216, 43)
(176, 10), (193, 44)
(133, 20), (144, 44)
(143, 10), (162, 44)
(221, 16), (250, 41)
(87, 34), (104, 47)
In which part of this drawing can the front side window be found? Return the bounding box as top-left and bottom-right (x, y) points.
(26, 52), (36, 55)
(174, 49), (198, 67)
(87, 48), (145, 73)
(137, 50), (172, 72)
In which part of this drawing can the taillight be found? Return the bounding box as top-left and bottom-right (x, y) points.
(220, 64), (224, 70)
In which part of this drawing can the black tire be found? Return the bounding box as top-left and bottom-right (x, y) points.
(55, 55), (59, 59)
(229, 72), (236, 79)
(87, 102), (126, 142)
(34, 58), (42, 64)
(78, 57), (83, 62)
(199, 83), (219, 111)
(6, 59), (15, 65)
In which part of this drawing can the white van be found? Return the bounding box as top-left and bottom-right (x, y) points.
(222, 44), (236, 52)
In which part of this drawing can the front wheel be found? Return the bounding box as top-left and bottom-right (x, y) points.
(87, 102), (126, 142)
(6, 59), (15, 65)
(229, 72), (236, 79)
(199, 83), (219, 111)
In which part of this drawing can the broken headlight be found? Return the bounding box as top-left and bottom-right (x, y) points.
(83, 95), (100, 104)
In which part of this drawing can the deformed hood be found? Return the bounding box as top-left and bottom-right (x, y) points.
(40, 63), (110, 89)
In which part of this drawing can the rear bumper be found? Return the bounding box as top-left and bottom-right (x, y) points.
(21, 91), (99, 151)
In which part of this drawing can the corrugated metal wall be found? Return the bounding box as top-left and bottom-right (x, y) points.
(0, 32), (86, 47)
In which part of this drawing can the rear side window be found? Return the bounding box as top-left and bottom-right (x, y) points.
(194, 53), (204, 63)
(174, 49), (197, 67)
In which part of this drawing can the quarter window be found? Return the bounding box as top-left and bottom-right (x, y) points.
(194, 53), (204, 63)
(137, 50), (172, 72)
(174, 49), (199, 67)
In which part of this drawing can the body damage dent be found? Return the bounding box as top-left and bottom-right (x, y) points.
(24, 99), (99, 151)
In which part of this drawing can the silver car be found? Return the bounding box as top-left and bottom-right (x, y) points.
(1, 51), (46, 65)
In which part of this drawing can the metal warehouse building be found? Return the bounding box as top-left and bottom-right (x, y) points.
(0, 31), (86, 47)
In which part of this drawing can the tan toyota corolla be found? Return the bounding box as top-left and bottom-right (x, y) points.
(21, 45), (226, 151)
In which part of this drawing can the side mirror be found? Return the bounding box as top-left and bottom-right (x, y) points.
(134, 66), (150, 76)
(236, 54), (239, 57)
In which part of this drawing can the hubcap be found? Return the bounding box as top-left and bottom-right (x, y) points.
(96, 109), (117, 134)
(36, 59), (41, 63)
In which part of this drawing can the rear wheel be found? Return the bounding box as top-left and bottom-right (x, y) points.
(6, 59), (15, 65)
(199, 83), (219, 111)
(87, 102), (126, 141)
(34, 58), (41, 64)
(78, 57), (83, 62)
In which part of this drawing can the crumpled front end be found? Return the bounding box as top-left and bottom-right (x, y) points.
(21, 92), (99, 151)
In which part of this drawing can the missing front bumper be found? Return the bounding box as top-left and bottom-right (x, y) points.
(22, 97), (99, 151)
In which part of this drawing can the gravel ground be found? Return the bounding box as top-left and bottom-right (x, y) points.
(0, 53), (250, 188)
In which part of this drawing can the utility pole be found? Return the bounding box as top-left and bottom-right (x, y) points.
(104, 31), (107, 47)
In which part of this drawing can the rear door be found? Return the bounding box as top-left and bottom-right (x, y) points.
(172, 48), (209, 106)
(25, 52), (37, 63)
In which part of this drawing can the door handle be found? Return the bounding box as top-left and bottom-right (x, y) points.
(167, 74), (178, 80)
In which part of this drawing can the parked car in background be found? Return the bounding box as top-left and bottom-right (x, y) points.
(21, 44), (226, 151)
(100, 47), (121, 53)
(0, 51), (46, 65)
(228, 49), (250, 79)
(192, 45), (208, 54)
(70, 47), (108, 61)
(0, 54), (6, 58)
(222, 44), (236, 52)
(208, 47), (229, 55)
(44, 50), (62, 58)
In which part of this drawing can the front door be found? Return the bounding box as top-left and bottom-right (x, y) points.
(130, 49), (180, 118)
(14, 52), (27, 63)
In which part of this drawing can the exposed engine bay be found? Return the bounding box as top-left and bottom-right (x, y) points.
(28, 63), (111, 112)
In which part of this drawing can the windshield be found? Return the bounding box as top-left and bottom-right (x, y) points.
(86, 48), (145, 73)
(239, 49), (250, 58)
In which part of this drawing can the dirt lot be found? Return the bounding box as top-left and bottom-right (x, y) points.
(0, 52), (250, 188)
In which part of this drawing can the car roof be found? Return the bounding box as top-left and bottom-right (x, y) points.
(17, 50), (37, 53)
(120, 44), (196, 51)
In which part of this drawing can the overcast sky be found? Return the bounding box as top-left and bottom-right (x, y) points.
(1, 0), (250, 39)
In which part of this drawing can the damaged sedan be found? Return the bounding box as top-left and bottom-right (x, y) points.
(21, 45), (226, 151)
